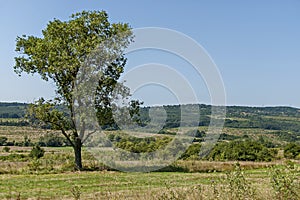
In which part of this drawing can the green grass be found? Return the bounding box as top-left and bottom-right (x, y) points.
(0, 171), (218, 199)
(0, 166), (298, 200)
(0, 123), (299, 199)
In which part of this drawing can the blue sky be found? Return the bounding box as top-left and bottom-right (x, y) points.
(1, 0), (300, 107)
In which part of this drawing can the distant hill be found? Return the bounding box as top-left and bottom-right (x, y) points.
(0, 102), (300, 137)
(0, 102), (27, 118)
(1, 101), (300, 120)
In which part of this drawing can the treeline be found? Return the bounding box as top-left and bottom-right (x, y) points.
(139, 105), (300, 134)
(109, 134), (172, 153)
(1, 102), (300, 134)
(107, 133), (300, 161)
(225, 117), (300, 132)
(0, 119), (29, 126)
(0, 133), (70, 147)
(0, 102), (27, 118)
(1, 132), (299, 161)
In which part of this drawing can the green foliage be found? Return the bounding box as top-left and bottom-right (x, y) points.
(0, 153), (27, 162)
(22, 135), (33, 147)
(2, 146), (10, 152)
(2, 101), (300, 136)
(28, 159), (42, 171)
(114, 135), (171, 153)
(258, 136), (276, 148)
(270, 162), (300, 200)
(14, 10), (135, 170)
(180, 143), (202, 160)
(224, 163), (257, 200)
(38, 133), (69, 147)
(0, 136), (8, 146)
(208, 140), (277, 161)
(138, 104), (300, 132)
(218, 133), (241, 141)
(271, 131), (299, 142)
(284, 143), (300, 159)
(0, 119), (29, 126)
(186, 129), (205, 137)
(29, 145), (45, 159)
(70, 185), (82, 200)
(0, 102), (27, 118)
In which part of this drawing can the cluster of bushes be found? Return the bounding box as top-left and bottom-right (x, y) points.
(284, 143), (300, 159)
(0, 136), (8, 146)
(0, 136), (34, 146)
(105, 133), (298, 162)
(225, 117), (300, 133)
(1, 131), (299, 162)
(271, 131), (299, 142)
(207, 140), (278, 161)
(137, 105), (300, 132)
(38, 133), (70, 147)
(180, 143), (202, 160)
(0, 120), (29, 126)
(0, 134), (70, 147)
(113, 134), (172, 153)
(179, 139), (281, 161)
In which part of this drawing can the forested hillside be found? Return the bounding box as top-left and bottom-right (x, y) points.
(1, 102), (300, 133)
(0, 102), (27, 118)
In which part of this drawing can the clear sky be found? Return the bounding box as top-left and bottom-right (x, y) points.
(1, 0), (300, 107)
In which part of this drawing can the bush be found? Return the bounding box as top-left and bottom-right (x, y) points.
(224, 163), (257, 199)
(2, 146), (10, 152)
(180, 143), (202, 160)
(38, 133), (68, 147)
(284, 143), (300, 159)
(15, 136), (34, 147)
(186, 129), (205, 138)
(0, 136), (8, 146)
(208, 140), (277, 161)
(0, 153), (27, 161)
(269, 162), (300, 200)
(115, 136), (171, 153)
(29, 145), (45, 159)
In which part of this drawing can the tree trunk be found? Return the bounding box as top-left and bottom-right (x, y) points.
(74, 137), (83, 170)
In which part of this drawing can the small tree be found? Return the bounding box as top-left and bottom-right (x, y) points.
(14, 10), (138, 170)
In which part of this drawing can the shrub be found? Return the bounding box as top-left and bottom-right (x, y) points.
(224, 163), (257, 200)
(186, 129), (205, 138)
(284, 143), (300, 159)
(15, 136), (34, 147)
(0, 153), (27, 161)
(70, 185), (82, 200)
(2, 146), (10, 152)
(0, 136), (8, 146)
(180, 143), (202, 160)
(269, 162), (300, 200)
(115, 136), (171, 153)
(28, 159), (42, 171)
(208, 140), (277, 161)
(38, 133), (67, 147)
(29, 145), (45, 159)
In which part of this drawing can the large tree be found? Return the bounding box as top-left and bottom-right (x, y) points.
(14, 11), (136, 170)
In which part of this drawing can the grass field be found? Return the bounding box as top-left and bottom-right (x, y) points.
(0, 168), (288, 200)
(0, 144), (299, 200)
(0, 124), (299, 199)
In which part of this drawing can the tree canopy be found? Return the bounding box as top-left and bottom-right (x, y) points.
(14, 10), (135, 170)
